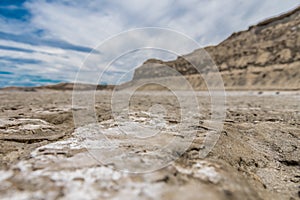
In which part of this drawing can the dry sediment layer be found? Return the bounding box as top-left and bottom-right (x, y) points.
(0, 91), (299, 199)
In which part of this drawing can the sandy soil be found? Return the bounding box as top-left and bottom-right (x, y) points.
(0, 90), (299, 200)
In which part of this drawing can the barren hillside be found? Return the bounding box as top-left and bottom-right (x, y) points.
(132, 6), (300, 90)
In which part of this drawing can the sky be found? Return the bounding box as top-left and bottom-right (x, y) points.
(0, 0), (299, 87)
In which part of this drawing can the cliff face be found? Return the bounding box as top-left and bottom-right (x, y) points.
(132, 6), (300, 90)
(206, 6), (300, 71)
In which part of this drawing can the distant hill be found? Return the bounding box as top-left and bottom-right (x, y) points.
(130, 6), (300, 90)
(0, 83), (115, 91)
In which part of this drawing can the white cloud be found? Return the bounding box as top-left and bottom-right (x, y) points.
(0, 0), (299, 86)
(0, 17), (33, 34)
(24, 0), (299, 47)
(0, 39), (87, 83)
(25, 0), (124, 47)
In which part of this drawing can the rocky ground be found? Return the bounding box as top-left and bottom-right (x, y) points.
(0, 90), (299, 200)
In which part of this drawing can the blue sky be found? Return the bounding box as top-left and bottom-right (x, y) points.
(0, 0), (299, 87)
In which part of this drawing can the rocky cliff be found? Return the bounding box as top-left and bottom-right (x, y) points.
(131, 6), (300, 90)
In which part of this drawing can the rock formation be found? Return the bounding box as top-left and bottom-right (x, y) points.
(132, 6), (300, 90)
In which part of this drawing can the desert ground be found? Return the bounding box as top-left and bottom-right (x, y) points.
(0, 90), (299, 199)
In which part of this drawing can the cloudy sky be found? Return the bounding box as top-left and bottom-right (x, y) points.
(0, 0), (299, 87)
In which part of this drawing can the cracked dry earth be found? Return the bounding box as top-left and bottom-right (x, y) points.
(0, 91), (299, 200)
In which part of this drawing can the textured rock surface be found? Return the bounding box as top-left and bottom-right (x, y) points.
(0, 91), (299, 199)
(132, 6), (300, 90)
